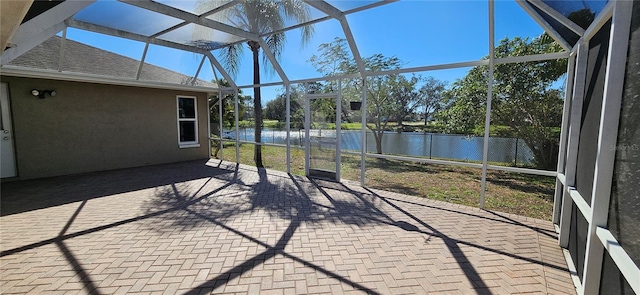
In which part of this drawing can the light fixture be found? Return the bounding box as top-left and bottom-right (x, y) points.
(31, 89), (56, 99)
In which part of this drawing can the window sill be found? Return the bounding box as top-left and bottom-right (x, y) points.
(179, 143), (200, 149)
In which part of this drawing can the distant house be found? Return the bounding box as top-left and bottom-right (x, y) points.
(0, 36), (218, 180)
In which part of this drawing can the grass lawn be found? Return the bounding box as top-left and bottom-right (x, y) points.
(215, 142), (555, 220)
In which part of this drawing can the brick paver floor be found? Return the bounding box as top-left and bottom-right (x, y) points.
(1, 159), (576, 294)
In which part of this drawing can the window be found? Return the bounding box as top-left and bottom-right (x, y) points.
(177, 96), (198, 148)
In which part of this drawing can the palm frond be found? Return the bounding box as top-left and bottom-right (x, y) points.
(240, 1), (259, 32)
(299, 24), (314, 47)
(212, 0), (315, 79)
(262, 33), (285, 76)
(259, 2), (286, 35)
(266, 33), (285, 60)
(227, 5), (251, 30)
(220, 43), (244, 78)
(281, 0), (314, 46)
(195, 0), (226, 15)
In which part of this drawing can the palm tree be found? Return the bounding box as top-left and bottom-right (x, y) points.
(212, 0), (314, 167)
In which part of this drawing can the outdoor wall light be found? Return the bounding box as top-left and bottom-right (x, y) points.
(31, 89), (56, 99)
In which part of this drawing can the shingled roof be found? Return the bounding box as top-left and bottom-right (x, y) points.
(9, 36), (216, 88)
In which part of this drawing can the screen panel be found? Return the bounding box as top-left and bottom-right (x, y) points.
(598, 249), (635, 295)
(568, 202), (589, 282)
(541, 0), (608, 27)
(73, 1), (183, 37)
(530, 3), (580, 46)
(574, 21), (611, 205)
(607, 0), (640, 269)
(554, 184), (564, 225)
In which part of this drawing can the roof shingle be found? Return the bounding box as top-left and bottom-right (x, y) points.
(9, 36), (216, 88)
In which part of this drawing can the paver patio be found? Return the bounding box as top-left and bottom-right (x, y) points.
(0, 159), (576, 294)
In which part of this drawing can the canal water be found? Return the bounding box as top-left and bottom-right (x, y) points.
(223, 128), (534, 165)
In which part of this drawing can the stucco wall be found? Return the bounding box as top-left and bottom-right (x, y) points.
(1, 76), (210, 179)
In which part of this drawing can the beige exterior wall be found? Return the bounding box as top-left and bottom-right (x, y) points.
(1, 76), (210, 179)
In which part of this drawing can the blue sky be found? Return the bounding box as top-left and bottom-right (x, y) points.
(63, 0), (548, 103)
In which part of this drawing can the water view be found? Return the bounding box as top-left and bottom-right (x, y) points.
(222, 128), (534, 165)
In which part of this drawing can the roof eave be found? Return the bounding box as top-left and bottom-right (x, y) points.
(1, 65), (220, 95)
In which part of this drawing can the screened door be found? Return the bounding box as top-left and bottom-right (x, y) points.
(305, 92), (341, 181)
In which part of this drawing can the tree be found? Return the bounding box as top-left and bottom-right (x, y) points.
(210, 79), (249, 130)
(308, 38), (405, 154)
(362, 54), (403, 153)
(308, 38), (359, 123)
(308, 37), (354, 79)
(492, 36), (566, 169)
(209, 79), (250, 158)
(215, 0), (314, 167)
(264, 86), (304, 128)
(567, 8), (595, 30)
(439, 34), (567, 169)
(390, 75), (421, 132)
(438, 66), (488, 134)
(418, 77), (447, 125)
(264, 95), (288, 122)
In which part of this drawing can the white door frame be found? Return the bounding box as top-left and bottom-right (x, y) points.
(304, 83), (342, 181)
(1, 82), (17, 178)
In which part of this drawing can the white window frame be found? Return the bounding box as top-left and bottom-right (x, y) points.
(176, 95), (199, 148)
